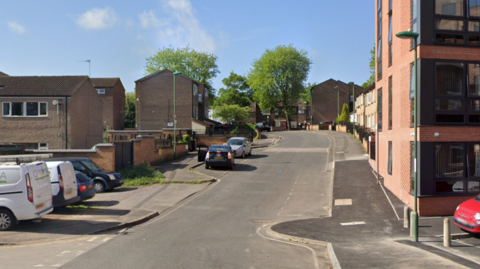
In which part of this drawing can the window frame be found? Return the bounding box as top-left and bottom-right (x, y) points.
(378, 88), (383, 132)
(388, 76), (393, 129)
(387, 141), (393, 175)
(2, 101), (48, 117)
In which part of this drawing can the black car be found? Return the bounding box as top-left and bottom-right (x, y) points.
(45, 158), (124, 193)
(75, 171), (96, 202)
(256, 122), (271, 132)
(205, 145), (235, 170)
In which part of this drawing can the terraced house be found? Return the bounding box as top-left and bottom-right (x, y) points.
(375, 0), (480, 216)
(0, 76), (103, 149)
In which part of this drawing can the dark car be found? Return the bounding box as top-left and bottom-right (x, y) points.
(75, 171), (96, 202)
(205, 145), (235, 170)
(256, 122), (271, 132)
(45, 158), (124, 193)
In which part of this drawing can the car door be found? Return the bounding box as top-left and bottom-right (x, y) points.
(244, 139), (251, 154)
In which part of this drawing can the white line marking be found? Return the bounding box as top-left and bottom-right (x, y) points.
(374, 170), (401, 221)
(102, 237), (111, 242)
(340, 221), (366, 226)
(87, 236), (98, 242)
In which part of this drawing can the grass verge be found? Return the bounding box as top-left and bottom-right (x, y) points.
(120, 163), (165, 187)
(66, 205), (101, 210)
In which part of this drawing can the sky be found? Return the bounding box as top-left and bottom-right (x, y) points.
(0, 0), (374, 94)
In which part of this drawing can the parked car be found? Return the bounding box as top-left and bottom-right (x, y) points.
(454, 194), (480, 234)
(227, 137), (252, 158)
(75, 171), (96, 202)
(256, 122), (271, 132)
(0, 161), (53, 230)
(44, 158), (124, 193)
(205, 145), (235, 170)
(45, 161), (80, 207)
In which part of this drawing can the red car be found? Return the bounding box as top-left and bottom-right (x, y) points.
(453, 195), (480, 233)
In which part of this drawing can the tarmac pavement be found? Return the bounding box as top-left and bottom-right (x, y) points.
(0, 153), (215, 246)
(271, 131), (480, 269)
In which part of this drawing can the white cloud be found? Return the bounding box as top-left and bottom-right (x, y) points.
(8, 22), (26, 34)
(74, 7), (118, 30)
(139, 0), (216, 53)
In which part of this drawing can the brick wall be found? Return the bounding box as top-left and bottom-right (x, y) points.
(418, 196), (476, 216)
(132, 135), (188, 165)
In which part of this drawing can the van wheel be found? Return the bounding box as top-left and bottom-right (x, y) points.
(94, 181), (106, 193)
(0, 209), (15, 231)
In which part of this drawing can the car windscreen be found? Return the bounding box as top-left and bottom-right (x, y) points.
(227, 139), (243, 146)
(209, 146), (230, 152)
(80, 160), (102, 172)
(76, 172), (92, 183)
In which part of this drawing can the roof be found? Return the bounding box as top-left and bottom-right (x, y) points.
(135, 68), (204, 86)
(0, 72), (9, 77)
(91, 78), (120, 88)
(192, 118), (210, 127)
(0, 76), (90, 96)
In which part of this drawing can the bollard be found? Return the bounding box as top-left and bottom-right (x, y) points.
(444, 218), (451, 247)
(404, 206), (410, 229)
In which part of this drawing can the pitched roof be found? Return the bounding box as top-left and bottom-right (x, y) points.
(91, 78), (120, 88)
(0, 72), (9, 77)
(0, 76), (90, 96)
(135, 68), (204, 86)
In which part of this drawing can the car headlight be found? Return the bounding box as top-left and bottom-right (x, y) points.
(108, 174), (116, 180)
(456, 205), (460, 211)
(475, 213), (480, 220)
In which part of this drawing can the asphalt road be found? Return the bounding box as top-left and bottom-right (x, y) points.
(60, 131), (335, 269)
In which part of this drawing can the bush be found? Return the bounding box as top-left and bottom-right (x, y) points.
(229, 123), (256, 135)
(181, 134), (192, 144)
(119, 163), (165, 186)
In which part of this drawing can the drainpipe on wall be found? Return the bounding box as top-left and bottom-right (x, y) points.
(65, 97), (68, 149)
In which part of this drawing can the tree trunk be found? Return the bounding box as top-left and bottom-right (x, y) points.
(285, 107), (291, 131)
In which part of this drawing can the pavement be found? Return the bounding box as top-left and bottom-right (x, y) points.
(252, 133), (281, 148)
(271, 130), (480, 268)
(0, 152), (216, 246)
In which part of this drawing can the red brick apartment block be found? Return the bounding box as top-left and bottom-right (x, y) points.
(375, 0), (480, 216)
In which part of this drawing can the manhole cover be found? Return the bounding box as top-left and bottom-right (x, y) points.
(250, 219), (269, 224)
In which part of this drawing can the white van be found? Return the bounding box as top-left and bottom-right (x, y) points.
(46, 161), (80, 207)
(0, 161), (53, 230)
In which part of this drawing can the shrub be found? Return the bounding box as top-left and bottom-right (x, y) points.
(229, 123), (256, 135)
(119, 163), (165, 186)
(181, 134), (192, 144)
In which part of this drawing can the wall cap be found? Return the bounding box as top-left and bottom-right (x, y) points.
(137, 135), (154, 138)
(95, 143), (115, 148)
(131, 139), (141, 142)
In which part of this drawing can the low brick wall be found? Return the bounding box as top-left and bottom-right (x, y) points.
(336, 125), (347, 133)
(30, 143), (116, 172)
(132, 135), (188, 165)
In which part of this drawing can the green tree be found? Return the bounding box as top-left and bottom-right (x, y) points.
(214, 71), (253, 107)
(300, 82), (315, 105)
(248, 44), (312, 130)
(362, 45), (375, 88)
(339, 103), (350, 124)
(125, 92), (136, 129)
(211, 104), (250, 123)
(144, 45), (220, 105)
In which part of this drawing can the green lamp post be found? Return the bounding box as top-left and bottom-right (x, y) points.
(396, 30), (419, 242)
(334, 86), (339, 123)
(173, 71), (182, 160)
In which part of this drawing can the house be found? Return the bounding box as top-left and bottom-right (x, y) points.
(0, 72), (9, 77)
(311, 79), (365, 124)
(91, 78), (126, 131)
(354, 84), (376, 130)
(374, 0), (480, 216)
(135, 69), (209, 131)
(0, 76), (103, 149)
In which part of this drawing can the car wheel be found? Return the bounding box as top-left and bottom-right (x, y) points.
(94, 181), (106, 193)
(205, 164), (210, 169)
(242, 151), (245, 158)
(0, 209), (15, 231)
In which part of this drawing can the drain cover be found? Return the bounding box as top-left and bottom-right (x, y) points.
(250, 219), (269, 224)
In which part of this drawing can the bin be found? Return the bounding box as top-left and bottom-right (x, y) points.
(197, 146), (208, 162)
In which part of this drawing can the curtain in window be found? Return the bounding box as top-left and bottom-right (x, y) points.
(436, 0), (464, 16)
(435, 144), (464, 178)
(435, 62), (464, 96)
(469, 64), (480, 97)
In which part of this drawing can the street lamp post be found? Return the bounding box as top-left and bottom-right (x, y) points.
(348, 82), (355, 137)
(334, 86), (339, 121)
(396, 30), (419, 242)
(173, 72), (182, 160)
(136, 98), (140, 136)
(78, 60), (91, 77)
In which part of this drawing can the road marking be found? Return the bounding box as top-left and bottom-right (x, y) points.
(340, 221), (366, 226)
(102, 237), (111, 242)
(334, 199), (352, 206)
(87, 237), (98, 242)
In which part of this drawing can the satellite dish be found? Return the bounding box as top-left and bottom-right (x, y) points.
(52, 100), (58, 105)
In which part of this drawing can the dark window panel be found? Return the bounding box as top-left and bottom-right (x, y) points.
(435, 144), (465, 178)
(436, 114), (465, 122)
(435, 19), (464, 30)
(468, 35), (480, 44)
(435, 99), (464, 110)
(469, 21), (480, 31)
(435, 33), (465, 44)
(26, 102), (38, 116)
(387, 141), (392, 175)
(435, 62), (464, 96)
(469, 114), (480, 122)
(11, 102), (23, 116)
(435, 0), (464, 16)
(468, 99), (480, 110)
(469, 0), (480, 17)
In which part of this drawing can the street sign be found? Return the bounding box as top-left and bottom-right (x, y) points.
(173, 114), (177, 119)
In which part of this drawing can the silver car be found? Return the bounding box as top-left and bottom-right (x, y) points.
(226, 137), (252, 158)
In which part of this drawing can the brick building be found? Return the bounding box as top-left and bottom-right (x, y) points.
(0, 76), (103, 149)
(135, 69), (209, 130)
(91, 78), (126, 131)
(375, 0), (480, 216)
(355, 84), (376, 129)
(311, 79), (365, 124)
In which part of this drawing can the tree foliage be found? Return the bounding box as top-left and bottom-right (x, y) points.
(125, 92), (136, 129)
(300, 82), (315, 105)
(214, 71), (253, 107)
(211, 104), (250, 123)
(339, 103), (350, 124)
(144, 45), (220, 105)
(361, 45), (375, 88)
(248, 44), (312, 130)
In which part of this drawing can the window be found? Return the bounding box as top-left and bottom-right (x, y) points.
(388, 76), (393, 129)
(436, 0), (464, 16)
(434, 142), (480, 193)
(38, 143), (48, 150)
(410, 63), (415, 127)
(388, 12), (393, 66)
(378, 88), (382, 132)
(387, 141), (393, 175)
(411, 0), (419, 49)
(2, 102), (47, 117)
(433, 1), (480, 46)
(470, 0), (480, 17)
(410, 142), (415, 192)
(97, 89), (106, 94)
(193, 84), (198, 96)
